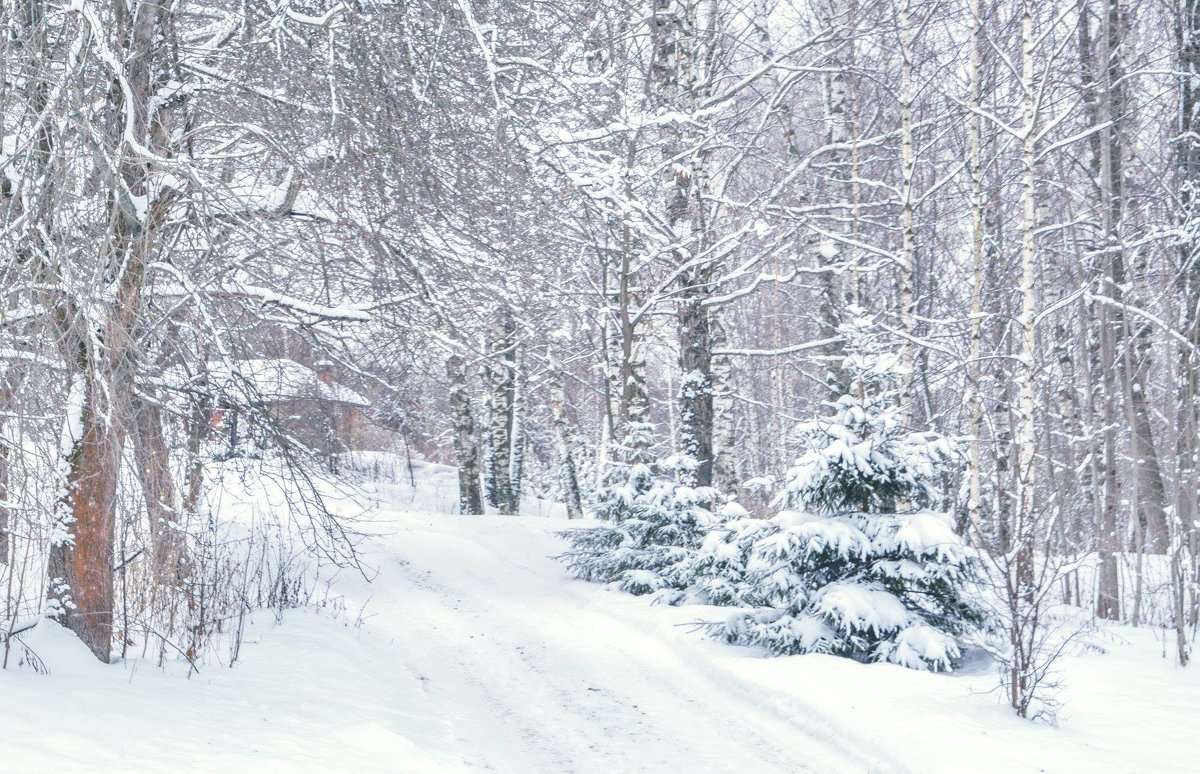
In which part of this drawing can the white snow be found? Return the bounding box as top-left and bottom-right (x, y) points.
(884, 511), (964, 561)
(2, 460), (1199, 772)
(881, 623), (959, 670)
(813, 581), (912, 635)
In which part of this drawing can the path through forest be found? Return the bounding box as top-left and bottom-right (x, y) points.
(352, 508), (882, 773)
(3, 467), (1198, 772)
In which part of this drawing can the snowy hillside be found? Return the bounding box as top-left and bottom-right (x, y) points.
(1, 463), (1197, 772)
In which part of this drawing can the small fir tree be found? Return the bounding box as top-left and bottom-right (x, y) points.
(701, 314), (981, 670)
(559, 422), (725, 596)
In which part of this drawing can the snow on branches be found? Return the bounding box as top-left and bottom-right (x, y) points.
(558, 447), (725, 597)
(704, 314), (981, 670)
(562, 313), (981, 672)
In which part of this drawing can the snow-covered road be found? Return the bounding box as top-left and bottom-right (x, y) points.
(357, 511), (880, 773)
(4, 467), (1199, 772)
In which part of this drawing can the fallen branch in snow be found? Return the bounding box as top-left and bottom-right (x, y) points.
(3, 618), (39, 639)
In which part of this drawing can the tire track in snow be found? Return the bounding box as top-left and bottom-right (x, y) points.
(360, 515), (893, 773)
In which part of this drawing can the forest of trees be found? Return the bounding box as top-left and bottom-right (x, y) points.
(0, 0), (1198, 721)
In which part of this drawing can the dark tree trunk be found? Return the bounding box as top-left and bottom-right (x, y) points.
(508, 362), (525, 513)
(677, 288), (714, 488)
(0, 366), (20, 566)
(45, 0), (173, 661)
(1079, 5), (1122, 617)
(1175, 0), (1200, 657)
(653, 0), (720, 489)
(709, 306), (738, 494)
(47, 369), (127, 662)
(487, 315), (519, 514)
(549, 364), (584, 519)
(0, 440), (8, 566)
(131, 394), (182, 574)
(1097, 0), (1168, 553)
(447, 355), (483, 515)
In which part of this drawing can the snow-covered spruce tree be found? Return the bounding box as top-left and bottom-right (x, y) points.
(558, 422), (727, 596)
(703, 314), (981, 670)
(675, 507), (770, 607)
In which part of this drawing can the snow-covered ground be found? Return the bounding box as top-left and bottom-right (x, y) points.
(2, 460), (1197, 772)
